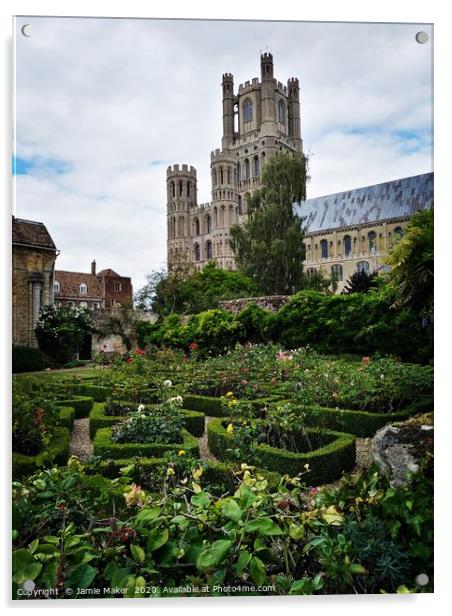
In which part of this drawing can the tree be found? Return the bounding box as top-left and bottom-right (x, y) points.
(384, 206), (433, 313)
(135, 261), (259, 317)
(230, 151), (308, 295)
(35, 305), (96, 364)
(99, 301), (139, 351)
(342, 269), (377, 294)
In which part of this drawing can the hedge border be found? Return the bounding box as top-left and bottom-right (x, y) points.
(58, 395), (94, 419)
(93, 427), (199, 460)
(207, 417), (356, 484)
(58, 406), (75, 431)
(12, 427), (71, 479)
(89, 403), (205, 439)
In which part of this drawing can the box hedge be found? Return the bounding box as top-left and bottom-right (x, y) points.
(58, 395), (94, 419)
(73, 384), (110, 402)
(58, 406), (75, 431)
(207, 418), (356, 484)
(183, 394), (225, 417)
(12, 427), (71, 479)
(89, 404), (205, 440)
(93, 427), (199, 459)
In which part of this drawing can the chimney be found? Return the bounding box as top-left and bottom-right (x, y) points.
(91, 259), (96, 276)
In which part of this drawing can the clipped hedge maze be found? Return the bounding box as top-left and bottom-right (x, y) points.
(207, 418), (356, 484)
(93, 427), (199, 459)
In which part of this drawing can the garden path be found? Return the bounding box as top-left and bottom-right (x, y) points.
(69, 418), (94, 461)
(198, 417), (218, 462)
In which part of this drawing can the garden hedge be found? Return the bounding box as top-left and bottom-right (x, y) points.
(182, 394), (225, 417)
(93, 427), (199, 459)
(207, 418), (356, 484)
(89, 403), (205, 440)
(58, 395), (94, 419)
(12, 427), (71, 479)
(73, 384), (110, 402)
(58, 406), (75, 431)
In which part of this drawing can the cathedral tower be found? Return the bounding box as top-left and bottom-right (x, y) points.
(166, 53), (303, 271)
(166, 164), (197, 269)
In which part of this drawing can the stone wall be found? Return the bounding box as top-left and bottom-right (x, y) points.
(219, 295), (290, 314)
(12, 246), (56, 347)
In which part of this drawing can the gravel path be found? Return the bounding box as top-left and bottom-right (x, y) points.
(198, 417), (218, 462)
(69, 418), (94, 461)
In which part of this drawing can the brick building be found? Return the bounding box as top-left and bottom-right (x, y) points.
(54, 260), (132, 311)
(12, 216), (58, 347)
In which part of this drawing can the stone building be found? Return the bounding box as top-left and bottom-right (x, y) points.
(166, 52), (433, 288)
(12, 216), (58, 347)
(54, 260), (133, 311)
(295, 172), (434, 293)
(167, 52), (303, 270)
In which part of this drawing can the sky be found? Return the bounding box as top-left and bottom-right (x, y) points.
(13, 17), (433, 291)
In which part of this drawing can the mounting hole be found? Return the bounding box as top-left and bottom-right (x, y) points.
(415, 573), (429, 586)
(21, 24), (32, 37)
(415, 31), (429, 44)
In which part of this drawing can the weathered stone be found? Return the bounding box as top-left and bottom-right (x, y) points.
(219, 295), (290, 314)
(371, 422), (433, 487)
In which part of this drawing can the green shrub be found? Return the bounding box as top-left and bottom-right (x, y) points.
(182, 394), (225, 417)
(12, 427), (71, 479)
(267, 290), (432, 363)
(74, 384), (110, 402)
(58, 395), (94, 419)
(236, 304), (272, 343)
(58, 406), (75, 431)
(93, 427), (199, 459)
(208, 418), (355, 484)
(12, 345), (52, 373)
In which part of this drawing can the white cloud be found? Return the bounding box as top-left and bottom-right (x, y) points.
(14, 17), (433, 290)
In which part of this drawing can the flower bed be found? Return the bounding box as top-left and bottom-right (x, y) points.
(93, 427), (199, 459)
(89, 403), (205, 439)
(208, 418), (355, 484)
(12, 427), (71, 479)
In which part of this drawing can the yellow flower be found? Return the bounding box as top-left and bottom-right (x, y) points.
(166, 467), (175, 477)
(226, 391), (234, 397)
(178, 449), (186, 457)
(226, 423), (234, 433)
(193, 467), (204, 480)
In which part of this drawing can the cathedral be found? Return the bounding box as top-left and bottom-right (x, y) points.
(166, 53), (433, 290)
(167, 52), (302, 271)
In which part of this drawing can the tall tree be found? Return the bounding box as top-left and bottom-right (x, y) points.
(230, 151), (308, 295)
(383, 206), (433, 313)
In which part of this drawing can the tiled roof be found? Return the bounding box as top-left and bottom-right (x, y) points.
(294, 172), (433, 234)
(12, 217), (56, 250)
(54, 271), (103, 300)
(97, 268), (121, 277)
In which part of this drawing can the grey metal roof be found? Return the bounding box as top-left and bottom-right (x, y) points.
(294, 172), (433, 234)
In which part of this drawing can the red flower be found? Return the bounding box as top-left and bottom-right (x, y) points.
(189, 342), (199, 350)
(126, 358), (133, 364)
(134, 348), (145, 356)
(34, 408), (45, 426)
(362, 356), (370, 365)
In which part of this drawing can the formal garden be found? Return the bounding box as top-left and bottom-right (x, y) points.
(12, 155), (434, 599)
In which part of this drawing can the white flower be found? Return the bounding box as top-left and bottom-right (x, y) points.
(380, 374), (385, 380)
(163, 379), (172, 387)
(137, 404), (145, 412)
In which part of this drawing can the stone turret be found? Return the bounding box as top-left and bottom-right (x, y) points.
(166, 164), (197, 268)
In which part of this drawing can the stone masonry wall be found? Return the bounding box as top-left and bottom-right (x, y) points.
(219, 295), (290, 314)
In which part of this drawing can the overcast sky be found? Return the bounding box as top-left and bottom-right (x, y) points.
(13, 17), (433, 291)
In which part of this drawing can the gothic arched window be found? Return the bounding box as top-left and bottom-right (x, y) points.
(206, 215), (212, 234)
(244, 159), (250, 180)
(238, 195), (243, 215)
(194, 218), (200, 236)
(278, 99), (286, 125)
(368, 230), (377, 255)
(394, 226), (404, 237)
(194, 243), (200, 262)
(243, 99), (253, 123)
(171, 181), (175, 197)
(220, 167), (224, 184)
(331, 264), (343, 281)
(343, 235), (352, 257)
(320, 239), (329, 259)
(206, 240), (213, 260)
(254, 156), (260, 177)
(357, 261), (370, 274)
(237, 162), (241, 182)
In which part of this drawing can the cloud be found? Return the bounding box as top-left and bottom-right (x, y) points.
(14, 17), (433, 290)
